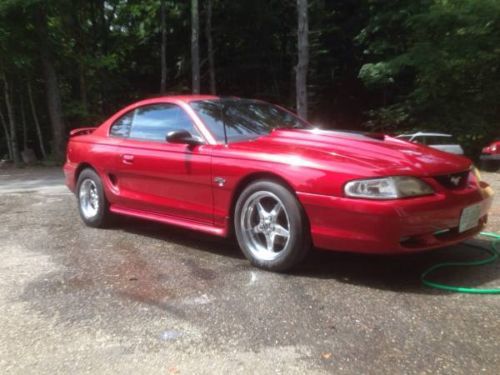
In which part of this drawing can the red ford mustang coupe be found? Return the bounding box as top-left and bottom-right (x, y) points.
(64, 95), (494, 271)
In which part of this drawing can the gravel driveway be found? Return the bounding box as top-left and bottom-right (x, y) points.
(0, 167), (499, 374)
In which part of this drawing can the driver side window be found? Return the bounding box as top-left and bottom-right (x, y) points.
(110, 103), (200, 142)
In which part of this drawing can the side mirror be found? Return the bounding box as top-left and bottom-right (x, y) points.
(166, 130), (203, 145)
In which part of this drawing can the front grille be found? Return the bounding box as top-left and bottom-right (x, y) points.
(434, 171), (469, 189)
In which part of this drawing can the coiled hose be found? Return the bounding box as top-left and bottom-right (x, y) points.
(421, 231), (500, 294)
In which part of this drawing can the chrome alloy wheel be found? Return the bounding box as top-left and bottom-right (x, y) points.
(240, 191), (291, 261)
(79, 179), (100, 219)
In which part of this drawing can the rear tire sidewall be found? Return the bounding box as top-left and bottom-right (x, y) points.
(234, 180), (310, 272)
(76, 169), (109, 228)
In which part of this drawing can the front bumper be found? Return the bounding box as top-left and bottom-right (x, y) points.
(298, 182), (494, 254)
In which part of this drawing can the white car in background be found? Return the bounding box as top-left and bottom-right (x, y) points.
(396, 132), (464, 155)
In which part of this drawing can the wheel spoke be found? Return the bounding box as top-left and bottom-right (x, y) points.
(274, 225), (289, 239)
(256, 202), (267, 220)
(243, 225), (262, 234)
(264, 233), (275, 252)
(270, 202), (282, 219)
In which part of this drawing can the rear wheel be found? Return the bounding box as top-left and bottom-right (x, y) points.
(76, 168), (111, 228)
(234, 180), (310, 272)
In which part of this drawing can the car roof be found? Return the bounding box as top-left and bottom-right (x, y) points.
(398, 132), (453, 137)
(121, 95), (221, 111)
(153, 94), (220, 103)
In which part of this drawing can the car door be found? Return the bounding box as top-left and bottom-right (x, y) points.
(111, 102), (213, 224)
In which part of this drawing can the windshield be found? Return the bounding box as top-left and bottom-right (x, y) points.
(190, 99), (310, 143)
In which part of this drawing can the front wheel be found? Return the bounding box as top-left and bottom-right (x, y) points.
(234, 180), (310, 272)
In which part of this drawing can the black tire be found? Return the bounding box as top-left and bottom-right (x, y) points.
(234, 180), (310, 272)
(76, 168), (111, 228)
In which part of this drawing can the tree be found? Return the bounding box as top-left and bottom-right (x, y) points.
(19, 90), (27, 151)
(296, 0), (309, 119)
(35, 4), (65, 161)
(1, 73), (21, 164)
(358, 0), (500, 154)
(191, 0), (200, 94)
(0, 0), (497, 162)
(0, 105), (12, 160)
(160, 0), (167, 94)
(27, 82), (47, 159)
(205, 0), (216, 94)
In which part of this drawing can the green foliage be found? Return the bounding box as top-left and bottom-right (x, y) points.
(358, 0), (500, 156)
(0, 0), (498, 160)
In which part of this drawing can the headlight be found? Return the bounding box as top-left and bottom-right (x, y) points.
(344, 176), (434, 199)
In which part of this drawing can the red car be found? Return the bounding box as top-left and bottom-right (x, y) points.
(64, 96), (494, 271)
(480, 140), (500, 171)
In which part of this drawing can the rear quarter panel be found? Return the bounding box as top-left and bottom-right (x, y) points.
(64, 135), (122, 198)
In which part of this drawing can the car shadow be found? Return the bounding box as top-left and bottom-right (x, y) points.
(111, 215), (244, 260)
(107, 216), (499, 295)
(295, 238), (499, 294)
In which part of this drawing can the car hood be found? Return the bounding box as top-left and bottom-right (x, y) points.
(220, 129), (471, 177)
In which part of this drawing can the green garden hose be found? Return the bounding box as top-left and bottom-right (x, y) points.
(421, 231), (500, 294)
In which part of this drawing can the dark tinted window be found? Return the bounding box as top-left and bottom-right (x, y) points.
(425, 136), (456, 145)
(190, 99), (309, 142)
(414, 136), (456, 145)
(110, 112), (134, 137)
(128, 104), (199, 142)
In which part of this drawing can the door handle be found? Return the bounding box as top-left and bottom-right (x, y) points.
(121, 154), (134, 164)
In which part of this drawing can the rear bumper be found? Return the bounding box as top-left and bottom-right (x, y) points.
(63, 162), (77, 193)
(298, 183), (494, 254)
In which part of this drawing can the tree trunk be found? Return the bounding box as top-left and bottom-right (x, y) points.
(2, 75), (21, 164)
(20, 92), (28, 150)
(191, 0), (200, 94)
(99, 0), (108, 54)
(205, 0), (216, 94)
(160, 0), (167, 94)
(0, 107), (13, 160)
(72, 1), (88, 113)
(79, 62), (88, 113)
(35, 6), (65, 161)
(27, 82), (47, 159)
(296, 0), (309, 119)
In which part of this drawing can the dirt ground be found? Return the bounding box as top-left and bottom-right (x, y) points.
(0, 167), (499, 374)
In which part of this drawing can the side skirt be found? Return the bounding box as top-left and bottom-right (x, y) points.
(110, 205), (227, 237)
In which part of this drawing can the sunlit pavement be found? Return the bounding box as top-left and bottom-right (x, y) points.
(0, 167), (499, 374)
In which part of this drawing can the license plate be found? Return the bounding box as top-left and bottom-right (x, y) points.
(459, 203), (482, 233)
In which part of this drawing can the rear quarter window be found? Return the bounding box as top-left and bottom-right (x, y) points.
(110, 112), (134, 137)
